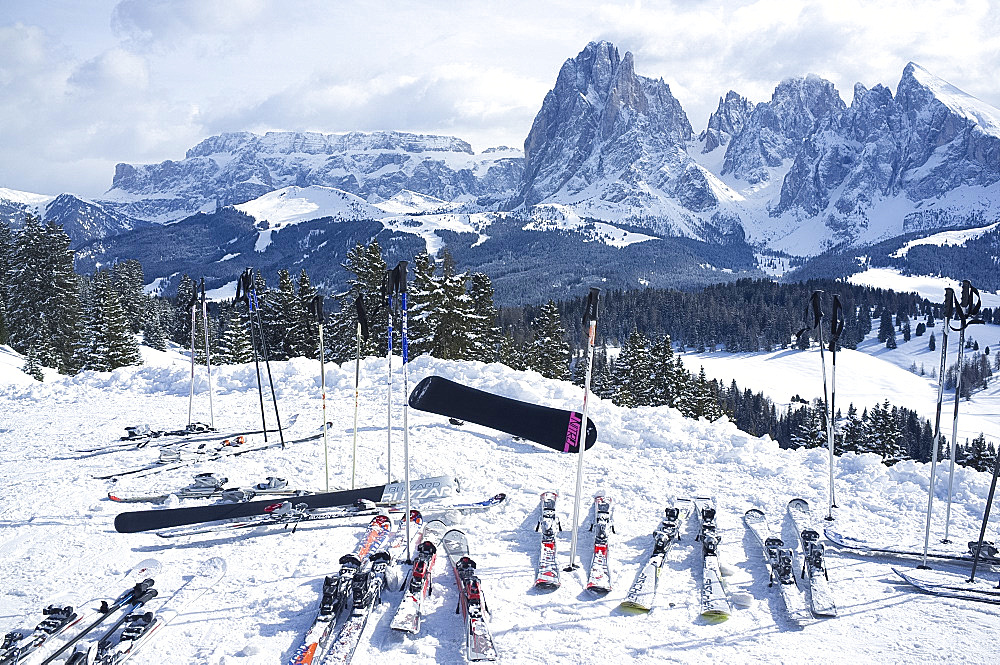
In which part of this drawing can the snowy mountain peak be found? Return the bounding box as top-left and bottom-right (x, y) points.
(898, 62), (1000, 137)
(233, 185), (382, 229)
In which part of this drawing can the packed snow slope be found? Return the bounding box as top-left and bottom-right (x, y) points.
(1, 347), (999, 664)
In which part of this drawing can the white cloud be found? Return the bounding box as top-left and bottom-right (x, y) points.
(1, 0), (1000, 197)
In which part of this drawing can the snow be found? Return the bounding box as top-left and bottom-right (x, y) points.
(0, 187), (54, 208)
(908, 63), (1000, 138)
(891, 222), (1000, 257)
(234, 185), (383, 229)
(1, 338), (999, 663)
(847, 267), (1000, 309)
(373, 190), (461, 215)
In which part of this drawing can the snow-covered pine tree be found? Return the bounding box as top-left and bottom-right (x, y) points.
(325, 241), (388, 363)
(866, 399), (905, 463)
(467, 272), (502, 363)
(649, 335), (678, 407)
(878, 310), (894, 343)
(295, 269), (319, 359)
(6, 216), (82, 373)
(790, 399), (826, 448)
(407, 251), (439, 358)
(0, 218), (12, 345)
(111, 259), (146, 333)
(610, 330), (652, 407)
(434, 252), (475, 359)
(841, 403), (865, 453)
(21, 346), (43, 381)
(215, 304), (254, 364)
(527, 300), (570, 380)
(90, 270), (142, 370)
(141, 299), (168, 352)
(172, 275), (196, 346)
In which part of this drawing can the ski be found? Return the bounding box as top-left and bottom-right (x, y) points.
(108, 474), (303, 504)
(441, 530), (498, 662)
(694, 496), (732, 623)
(408, 375), (597, 453)
(321, 513), (422, 664)
(95, 420), (324, 481)
(893, 568), (1000, 605)
(787, 499), (837, 617)
(152, 493), (505, 539)
(0, 559), (160, 665)
(391, 520), (448, 634)
(743, 508), (811, 622)
(534, 491), (561, 589)
(287, 516), (395, 665)
(113, 475), (456, 534)
(824, 529), (1000, 565)
(586, 495), (614, 593)
(621, 499), (691, 612)
(36, 579), (159, 665)
(69, 558), (226, 665)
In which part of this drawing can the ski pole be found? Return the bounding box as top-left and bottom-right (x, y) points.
(384, 269), (398, 485)
(920, 287), (955, 568)
(968, 444), (1000, 583)
(827, 294), (844, 515)
(394, 261), (412, 563)
(187, 287), (198, 427)
(943, 280), (983, 542)
(249, 273), (285, 448)
(352, 296), (369, 490)
(237, 269), (268, 442)
(566, 287), (600, 572)
(200, 278), (215, 429)
(310, 295), (328, 492)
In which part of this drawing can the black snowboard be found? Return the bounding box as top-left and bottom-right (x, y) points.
(408, 376), (597, 452)
(114, 484), (386, 533)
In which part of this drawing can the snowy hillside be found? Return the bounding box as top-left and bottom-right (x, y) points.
(1, 343), (999, 664)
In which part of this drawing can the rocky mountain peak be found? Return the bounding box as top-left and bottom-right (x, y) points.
(701, 90), (754, 152)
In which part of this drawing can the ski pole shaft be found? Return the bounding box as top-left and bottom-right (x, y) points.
(566, 287), (600, 572)
(968, 446), (1000, 582)
(201, 278), (215, 429)
(353, 322), (361, 489)
(319, 322), (328, 493)
(386, 291), (394, 485)
(921, 288), (953, 568)
(188, 301), (197, 426)
(943, 326), (966, 543)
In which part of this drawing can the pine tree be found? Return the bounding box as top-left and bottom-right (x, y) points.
(791, 400), (826, 448)
(841, 403), (865, 453)
(649, 335), (678, 407)
(407, 251), (439, 358)
(88, 270), (142, 370)
(111, 260), (146, 333)
(610, 330), (652, 407)
(928, 332), (936, 352)
(296, 269), (319, 359)
(433, 252), (475, 360)
(327, 242), (388, 363)
(0, 218), (12, 346)
(173, 275), (196, 346)
(142, 299), (168, 351)
(878, 310), (894, 343)
(527, 300), (570, 380)
(467, 272), (502, 363)
(866, 399), (905, 463)
(21, 346), (44, 381)
(6, 216), (82, 373)
(215, 304), (254, 364)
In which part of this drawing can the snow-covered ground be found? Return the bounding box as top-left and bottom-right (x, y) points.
(1, 341), (999, 664)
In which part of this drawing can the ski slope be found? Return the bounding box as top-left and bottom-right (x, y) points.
(0, 344), (998, 664)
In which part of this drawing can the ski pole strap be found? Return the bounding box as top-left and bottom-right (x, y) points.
(235, 268), (253, 306)
(943, 287), (955, 319)
(583, 287), (600, 324)
(355, 296), (370, 340)
(394, 261), (408, 294)
(951, 280), (984, 331)
(795, 290), (823, 338)
(309, 294), (324, 323)
(829, 294), (844, 350)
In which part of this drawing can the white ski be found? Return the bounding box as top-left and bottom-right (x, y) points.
(787, 498), (837, 617)
(534, 491), (561, 588)
(694, 496), (731, 622)
(744, 508), (811, 623)
(621, 499), (691, 612)
(586, 495), (614, 592)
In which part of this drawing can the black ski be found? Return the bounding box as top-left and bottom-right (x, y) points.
(113, 476), (455, 533)
(408, 376), (597, 453)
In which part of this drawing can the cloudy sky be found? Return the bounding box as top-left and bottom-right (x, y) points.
(3, 0), (1000, 198)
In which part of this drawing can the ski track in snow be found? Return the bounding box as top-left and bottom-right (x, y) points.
(0, 349), (998, 664)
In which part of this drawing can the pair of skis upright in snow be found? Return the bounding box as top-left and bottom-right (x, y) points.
(744, 498), (837, 621)
(532, 492), (614, 594)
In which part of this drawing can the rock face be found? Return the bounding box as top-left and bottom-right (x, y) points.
(701, 91), (755, 152)
(721, 75), (846, 185)
(100, 131), (524, 222)
(519, 41), (727, 227)
(770, 63), (1000, 243)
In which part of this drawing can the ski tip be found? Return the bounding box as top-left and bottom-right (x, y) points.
(700, 610), (731, 624)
